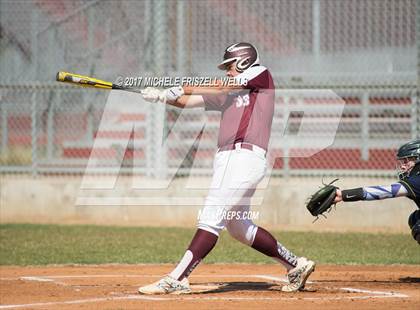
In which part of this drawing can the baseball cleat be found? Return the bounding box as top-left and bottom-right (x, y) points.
(281, 257), (315, 292)
(138, 275), (191, 295)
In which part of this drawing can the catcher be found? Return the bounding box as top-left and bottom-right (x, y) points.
(307, 139), (420, 244)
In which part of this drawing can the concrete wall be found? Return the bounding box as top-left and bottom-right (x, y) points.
(0, 174), (415, 233)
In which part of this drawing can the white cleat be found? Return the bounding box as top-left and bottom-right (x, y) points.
(281, 257), (315, 292)
(138, 275), (192, 295)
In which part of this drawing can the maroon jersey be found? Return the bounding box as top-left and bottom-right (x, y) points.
(202, 65), (275, 151)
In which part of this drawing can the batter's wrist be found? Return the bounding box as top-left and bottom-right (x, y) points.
(166, 86), (184, 102)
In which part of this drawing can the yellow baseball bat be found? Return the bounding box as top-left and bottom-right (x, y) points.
(56, 71), (143, 93)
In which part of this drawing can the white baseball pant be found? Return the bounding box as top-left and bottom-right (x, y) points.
(197, 143), (266, 246)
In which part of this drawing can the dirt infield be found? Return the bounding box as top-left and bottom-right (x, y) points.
(0, 264), (419, 310)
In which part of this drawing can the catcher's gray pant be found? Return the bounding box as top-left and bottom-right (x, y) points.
(197, 146), (266, 246)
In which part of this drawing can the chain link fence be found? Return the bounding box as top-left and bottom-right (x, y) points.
(0, 0), (418, 178)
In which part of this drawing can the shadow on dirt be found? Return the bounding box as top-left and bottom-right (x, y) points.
(194, 281), (275, 294)
(399, 277), (420, 283)
(193, 281), (317, 294)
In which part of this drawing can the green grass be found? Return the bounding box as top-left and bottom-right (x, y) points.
(0, 224), (419, 266)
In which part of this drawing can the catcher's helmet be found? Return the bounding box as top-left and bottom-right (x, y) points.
(397, 139), (420, 161)
(396, 139), (420, 179)
(217, 42), (259, 72)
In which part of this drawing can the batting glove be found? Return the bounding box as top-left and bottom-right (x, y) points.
(165, 86), (184, 103)
(141, 87), (166, 103)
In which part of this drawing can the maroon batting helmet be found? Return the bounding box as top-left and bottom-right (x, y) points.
(217, 42), (259, 72)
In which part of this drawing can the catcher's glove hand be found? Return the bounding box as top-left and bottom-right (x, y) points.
(306, 178), (339, 220)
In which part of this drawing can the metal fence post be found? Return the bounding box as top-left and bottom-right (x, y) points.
(31, 91), (38, 177)
(145, 103), (153, 177)
(361, 91), (369, 161)
(88, 6), (95, 75)
(412, 92), (419, 139)
(283, 96), (290, 177)
(177, 0), (186, 76)
(142, 0), (154, 179)
(312, 0), (321, 71)
(31, 10), (39, 81)
(1, 96), (8, 153)
(47, 91), (56, 160)
(86, 102), (94, 144)
(153, 0), (167, 179)
(143, 0), (152, 71)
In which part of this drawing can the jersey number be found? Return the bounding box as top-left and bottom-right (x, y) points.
(235, 94), (250, 108)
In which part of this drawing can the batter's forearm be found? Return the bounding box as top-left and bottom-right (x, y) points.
(183, 80), (242, 95)
(167, 95), (205, 109)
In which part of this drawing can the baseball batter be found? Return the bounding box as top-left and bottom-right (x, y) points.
(138, 42), (315, 295)
(333, 139), (420, 244)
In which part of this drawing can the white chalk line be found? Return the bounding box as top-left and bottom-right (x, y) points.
(20, 276), (55, 283)
(340, 287), (408, 298)
(1, 274), (289, 283)
(17, 274), (284, 279)
(0, 293), (410, 309)
(15, 274), (407, 298)
(8, 274), (408, 296)
(0, 274), (409, 309)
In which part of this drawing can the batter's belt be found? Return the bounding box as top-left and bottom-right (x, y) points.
(218, 142), (266, 158)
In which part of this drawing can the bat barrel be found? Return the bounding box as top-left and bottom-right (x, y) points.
(55, 71), (142, 93)
(55, 71), (113, 89)
(56, 71), (78, 83)
(56, 71), (68, 82)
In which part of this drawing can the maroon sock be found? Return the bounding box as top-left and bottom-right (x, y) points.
(251, 227), (298, 269)
(169, 229), (218, 280)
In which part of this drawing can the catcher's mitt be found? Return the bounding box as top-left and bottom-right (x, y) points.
(306, 179), (339, 219)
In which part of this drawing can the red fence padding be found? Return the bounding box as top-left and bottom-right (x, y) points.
(63, 147), (144, 159)
(288, 148), (395, 170)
